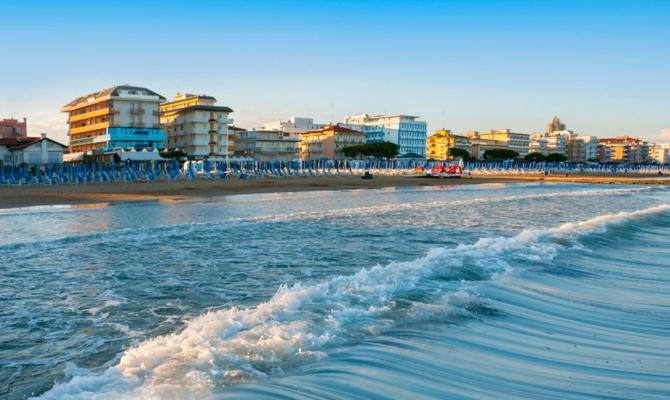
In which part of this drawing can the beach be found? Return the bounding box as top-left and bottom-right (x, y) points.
(0, 173), (668, 209)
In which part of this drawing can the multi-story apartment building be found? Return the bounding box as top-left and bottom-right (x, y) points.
(160, 93), (233, 159)
(0, 118), (27, 138)
(426, 129), (471, 160)
(61, 85), (167, 154)
(466, 131), (511, 159)
(300, 125), (365, 161)
(259, 117), (324, 136)
(530, 130), (572, 155)
(343, 114), (427, 157)
(651, 143), (670, 164)
(567, 136), (598, 162)
(478, 129), (530, 157)
(233, 129), (300, 161)
(599, 136), (650, 163)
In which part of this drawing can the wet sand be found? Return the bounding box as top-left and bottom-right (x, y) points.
(0, 174), (667, 209)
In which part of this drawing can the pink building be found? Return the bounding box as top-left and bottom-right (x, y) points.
(0, 118), (27, 138)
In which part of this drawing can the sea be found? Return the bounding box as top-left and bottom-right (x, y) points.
(1, 182), (669, 399)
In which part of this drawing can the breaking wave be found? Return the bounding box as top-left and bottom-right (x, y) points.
(34, 204), (670, 400)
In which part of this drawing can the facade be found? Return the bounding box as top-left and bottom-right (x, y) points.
(545, 116), (566, 133)
(300, 125), (366, 161)
(567, 136), (598, 162)
(234, 129), (300, 161)
(467, 131), (511, 159)
(160, 94), (233, 159)
(530, 130), (571, 155)
(0, 133), (66, 166)
(478, 129), (530, 157)
(343, 114), (427, 157)
(426, 129), (471, 160)
(0, 118), (27, 138)
(599, 136), (650, 163)
(61, 85), (167, 154)
(651, 143), (670, 164)
(259, 117), (324, 136)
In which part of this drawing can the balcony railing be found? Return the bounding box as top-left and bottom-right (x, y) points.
(130, 108), (145, 115)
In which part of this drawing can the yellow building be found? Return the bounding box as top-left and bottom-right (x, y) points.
(478, 129), (530, 156)
(300, 125), (366, 161)
(160, 94), (233, 159)
(426, 129), (471, 160)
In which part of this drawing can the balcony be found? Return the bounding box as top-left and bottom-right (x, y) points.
(130, 122), (146, 128)
(70, 121), (110, 135)
(130, 108), (145, 116)
(68, 108), (117, 123)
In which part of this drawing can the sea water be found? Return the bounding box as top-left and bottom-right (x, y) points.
(1, 182), (669, 399)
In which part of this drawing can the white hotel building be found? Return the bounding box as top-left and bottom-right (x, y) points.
(343, 114), (428, 157)
(259, 117), (324, 137)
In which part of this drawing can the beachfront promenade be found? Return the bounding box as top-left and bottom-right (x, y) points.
(1, 160), (669, 187)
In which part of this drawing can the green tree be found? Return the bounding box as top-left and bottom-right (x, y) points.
(342, 142), (399, 159)
(524, 152), (547, 162)
(546, 153), (567, 162)
(160, 149), (188, 159)
(483, 148), (519, 160)
(449, 147), (471, 159)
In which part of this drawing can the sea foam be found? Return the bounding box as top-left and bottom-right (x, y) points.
(35, 203), (670, 400)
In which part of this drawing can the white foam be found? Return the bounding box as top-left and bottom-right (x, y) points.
(35, 203), (670, 399)
(230, 187), (653, 224)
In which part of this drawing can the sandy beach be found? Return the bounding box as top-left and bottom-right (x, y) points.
(0, 173), (668, 209)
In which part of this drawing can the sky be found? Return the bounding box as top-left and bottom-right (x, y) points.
(1, 0), (668, 144)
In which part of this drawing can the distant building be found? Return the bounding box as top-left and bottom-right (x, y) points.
(160, 93), (234, 159)
(234, 129), (300, 161)
(567, 136), (598, 162)
(343, 114), (427, 157)
(259, 117), (324, 136)
(0, 118), (27, 138)
(426, 129), (471, 160)
(530, 130), (572, 155)
(228, 126), (247, 155)
(61, 85), (167, 155)
(478, 129), (530, 157)
(599, 136), (650, 163)
(467, 131), (511, 159)
(651, 143), (670, 164)
(300, 125), (366, 161)
(545, 116), (566, 133)
(0, 133), (66, 166)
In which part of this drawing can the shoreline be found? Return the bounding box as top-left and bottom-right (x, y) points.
(0, 174), (668, 210)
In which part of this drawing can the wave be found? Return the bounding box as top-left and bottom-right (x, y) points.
(34, 204), (670, 400)
(229, 187), (655, 224)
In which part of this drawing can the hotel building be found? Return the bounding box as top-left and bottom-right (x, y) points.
(599, 136), (650, 163)
(259, 117), (324, 137)
(426, 129), (471, 160)
(567, 136), (599, 162)
(300, 125), (366, 161)
(478, 129), (530, 157)
(62, 86), (167, 154)
(651, 143), (670, 164)
(234, 129), (300, 161)
(343, 114), (427, 157)
(160, 94), (233, 159)
(0, 118), (27, 138)
(466, 131), (511, 159)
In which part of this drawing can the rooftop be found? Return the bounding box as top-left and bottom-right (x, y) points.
(62, 85), (166, 111)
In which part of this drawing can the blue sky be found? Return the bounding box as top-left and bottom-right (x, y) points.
(1, 0), (668, 143)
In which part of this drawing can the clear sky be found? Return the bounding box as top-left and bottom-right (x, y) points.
(1, 0), (668, 143)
